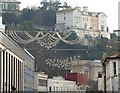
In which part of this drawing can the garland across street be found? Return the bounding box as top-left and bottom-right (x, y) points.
(8, 30), (95, 49)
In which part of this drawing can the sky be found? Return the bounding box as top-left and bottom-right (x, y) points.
(18, 0), (119, 33)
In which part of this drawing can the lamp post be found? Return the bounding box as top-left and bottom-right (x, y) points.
(102, 62), (106, 93)
(0, 48), (1, 93)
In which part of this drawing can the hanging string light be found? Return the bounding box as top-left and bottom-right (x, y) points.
(8, 30), (95, 49)
(45, 56), (80, 68)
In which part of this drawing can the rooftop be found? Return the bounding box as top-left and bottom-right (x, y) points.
(2, 0), (21, 3)
(103, 50), (120, 63)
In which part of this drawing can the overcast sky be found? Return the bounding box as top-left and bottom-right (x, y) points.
(18, 0), (119, 33)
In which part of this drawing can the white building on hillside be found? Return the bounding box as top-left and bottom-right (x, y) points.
(97, 12), (110, 39)
(2, 0), (21, 13)
(56, 7), (82, 31)
(56, 7), (110, 39)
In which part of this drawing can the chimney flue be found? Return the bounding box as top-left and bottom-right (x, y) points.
(83, 6), (88, 13)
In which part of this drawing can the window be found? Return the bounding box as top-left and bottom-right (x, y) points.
(91, 19), (92, 22)
(3, 4), (5, 9)
(38, 79), (47, 86)
(64, 17), (66, 20)
(76, 22), (78, 27)
(101, 25), (104, 31)
(53, 86), (55, 91)
(101, 21), (104, 24)
(87, 18), (88, 21)
(113, 62), (116, 75)
(98, 72), (102, 78)
(83, 17), (84, 21)
(56, 87), (58, 91)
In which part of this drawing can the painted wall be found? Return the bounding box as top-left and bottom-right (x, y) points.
(47, 76), (78, 92)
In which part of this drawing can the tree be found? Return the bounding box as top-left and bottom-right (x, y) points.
(18, 21), (34, 31)
(19, 8), (35, 22)
(2, 13), (17, 25)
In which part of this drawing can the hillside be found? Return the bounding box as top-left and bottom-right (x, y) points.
(3, 0), (119, 77)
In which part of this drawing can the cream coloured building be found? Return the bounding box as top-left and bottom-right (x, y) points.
(99, 51), (120, 92)
(82, 6), (99, 38)
(82, 7), (98, 31)
(34, 71), (48, 92)
(68, 60), (102, 81)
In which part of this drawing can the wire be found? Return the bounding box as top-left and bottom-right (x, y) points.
(7, 48), (89, 51)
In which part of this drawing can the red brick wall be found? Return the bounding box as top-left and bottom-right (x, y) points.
(64, 73), (88, 85)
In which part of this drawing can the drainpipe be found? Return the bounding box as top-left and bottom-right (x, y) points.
(103, 62), (106, 93)
(104, 66), (106, 93)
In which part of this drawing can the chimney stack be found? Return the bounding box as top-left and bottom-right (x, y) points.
(83, 6), (88, 14)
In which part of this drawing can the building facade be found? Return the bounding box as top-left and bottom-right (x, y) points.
(56, 7), (110, 39)
(64, 73), (88, 85)
(68, 60), (102, 81)
(24, 49), (35, 92)
(97, 12), (110, 39)
(47, 76), (78, 92)
(34, 71), (48, 92)
(99, 51), (120, 92)
(0, 30), (24, 92)
(56, 7), (82, 31)
(82, 7), (98, 31)
(0, 29), (35, 92)
(2, 0), (21, 13)
(0, 0), (5, 31)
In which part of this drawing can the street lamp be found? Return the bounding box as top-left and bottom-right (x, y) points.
(102, 61), (106, 93)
